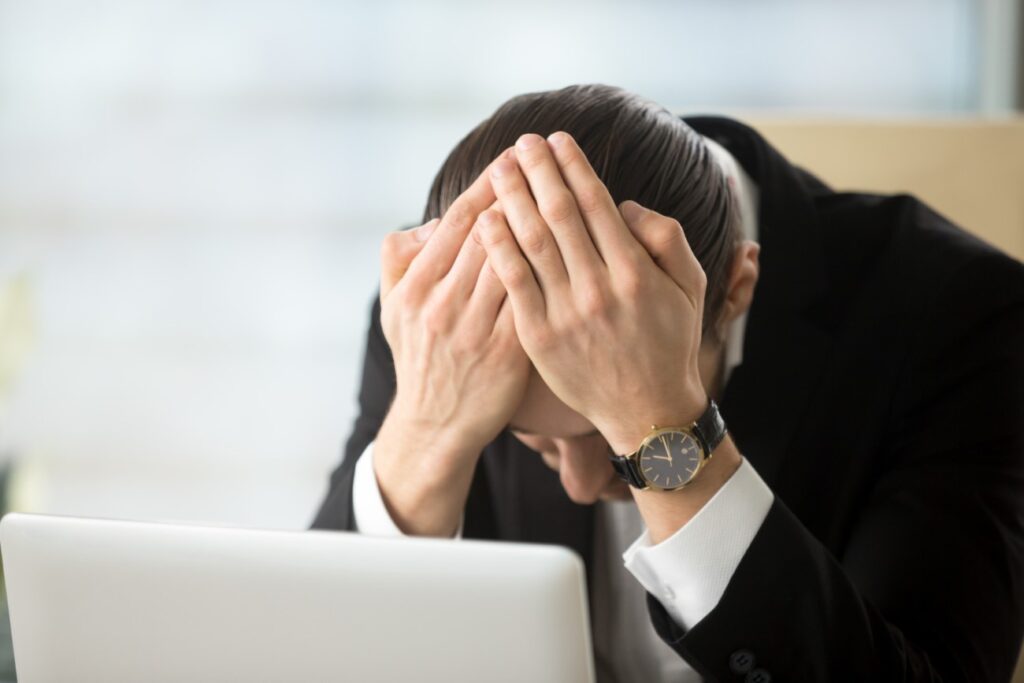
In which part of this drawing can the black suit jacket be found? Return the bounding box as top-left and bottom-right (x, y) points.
(311, 117), (1024, 682)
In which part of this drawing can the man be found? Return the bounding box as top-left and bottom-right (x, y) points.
(311, 85), (1024, 682)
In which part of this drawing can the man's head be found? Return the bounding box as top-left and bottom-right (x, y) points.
(425, 84), (759, 503)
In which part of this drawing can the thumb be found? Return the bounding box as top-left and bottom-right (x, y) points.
(380, 219), (439, 298)
(619, 200), (699, 292)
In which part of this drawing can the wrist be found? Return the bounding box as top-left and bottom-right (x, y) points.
(598, 389), (708, 455)
(377, 404), (486, 477)
(372, 406), (483, 537)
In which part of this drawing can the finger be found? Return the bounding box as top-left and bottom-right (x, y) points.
(406, 151), (510, 284)
(443, 199), (501, 301)
(546, 131), (646, 269)
(490, 291), (517, 340)
(512, 133), (605, 282)
(475, 208), (546, 329)
(466, 257), (508, 326)
(619, 200), (705, 296)
(380, 219), (437, 299)
(489, 155), (570, 295)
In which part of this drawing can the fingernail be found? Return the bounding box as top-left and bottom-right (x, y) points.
(547, 131), (570, 147)
(491, 158), (514, 178)
(619, 200), (646, 223)
(415, 218), (439, 241)
(516, 134), (540, 151)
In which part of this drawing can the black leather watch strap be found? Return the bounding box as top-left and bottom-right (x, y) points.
(609, 454), (646, 489)
(693, 399), (727, 454)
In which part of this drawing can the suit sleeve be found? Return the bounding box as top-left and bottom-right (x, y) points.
(646, 251), (1024, 682)
(309, 293), (394, 531)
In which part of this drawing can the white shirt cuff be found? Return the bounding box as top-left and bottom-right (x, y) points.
(622, 456), (773, 630)
(351, 440), (464, 538)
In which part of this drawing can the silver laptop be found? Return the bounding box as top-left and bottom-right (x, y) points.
(0, 512), (594, 683)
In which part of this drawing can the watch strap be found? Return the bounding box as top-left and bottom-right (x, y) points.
(609, 454), (646, 489)
(693, 399), (727, 454)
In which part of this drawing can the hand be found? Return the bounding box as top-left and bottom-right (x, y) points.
(372, 152), (531, 536)
(477, 132), (708, 456)
(379, 149), (531, 463)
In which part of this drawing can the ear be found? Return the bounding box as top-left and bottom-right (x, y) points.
(714, 240), (760, 339)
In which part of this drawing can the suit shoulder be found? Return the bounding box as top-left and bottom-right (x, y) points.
(893, 195), (1024, 309)
(819, 192), (1023, 310)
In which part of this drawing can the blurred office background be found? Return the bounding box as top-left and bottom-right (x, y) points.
(0, 0), (1022, 535)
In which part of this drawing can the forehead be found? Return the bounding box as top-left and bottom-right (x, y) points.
(508, 367), (596, 439)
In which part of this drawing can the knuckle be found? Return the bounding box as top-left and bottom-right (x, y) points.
(503, 261), (532, 289)
(631, 209), (659, 231)
(476, 208), (500, 229)
(479, 208), (501, 222)
(651, 220), (682, 249)
(575, 185), (607, 215)
(518, 149), (546, 170)
(421, 299), (453, 334)
(444, 202), (474, 231)
(398, 290), (421, 318)
(618, 243), (647, 272)
(529, 324), (557, 351)
(517, 222), (550, 255)
(616, 267), (645, 299)
(449, 328), (478, 354)
(477, 211), (507, 245)
(542, 192), (577, 225)
(577, 284), (609, 317)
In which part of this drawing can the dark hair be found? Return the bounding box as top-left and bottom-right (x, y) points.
(423, 84), (741, 337)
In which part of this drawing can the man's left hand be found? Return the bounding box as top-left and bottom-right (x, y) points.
(476, 131), (709, 456)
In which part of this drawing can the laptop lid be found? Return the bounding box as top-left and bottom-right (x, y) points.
(0, 512), (595, 683)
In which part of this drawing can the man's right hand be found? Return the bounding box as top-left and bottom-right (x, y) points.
(373, 149), (531, 537)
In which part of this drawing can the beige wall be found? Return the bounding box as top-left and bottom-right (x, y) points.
(751, 119), (1024, 261)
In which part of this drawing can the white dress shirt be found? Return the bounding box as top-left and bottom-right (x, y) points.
(350, 136), (773, 683)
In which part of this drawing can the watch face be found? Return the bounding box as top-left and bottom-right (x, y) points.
(637, 429), (704, 490)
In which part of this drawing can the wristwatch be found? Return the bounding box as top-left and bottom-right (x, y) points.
(607, 400), (727, 491)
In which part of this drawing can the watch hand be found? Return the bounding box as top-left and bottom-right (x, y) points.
(650, 455), (672, 461)
(659, 435), (673, 464)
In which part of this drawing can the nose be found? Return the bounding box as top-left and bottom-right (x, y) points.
(556, 439), (616, 505)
